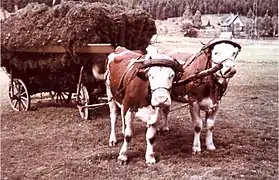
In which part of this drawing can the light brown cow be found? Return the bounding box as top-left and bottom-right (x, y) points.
(168, 39), (242, 154)
(105, 46), (183, 164)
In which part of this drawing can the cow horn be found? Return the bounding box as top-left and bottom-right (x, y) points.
(140, 58), (184, 73)
(202, 39), (242, 50)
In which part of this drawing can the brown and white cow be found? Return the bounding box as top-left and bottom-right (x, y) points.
(167, 39), (242, 154)
(105, 46), (183, 164)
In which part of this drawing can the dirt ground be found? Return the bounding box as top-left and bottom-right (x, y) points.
(1, 39), (278, 179)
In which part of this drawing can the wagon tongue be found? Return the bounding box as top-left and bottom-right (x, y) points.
(173, 63), (223, 85)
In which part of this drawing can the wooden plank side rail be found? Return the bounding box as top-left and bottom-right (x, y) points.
(12, 44), (115, 54)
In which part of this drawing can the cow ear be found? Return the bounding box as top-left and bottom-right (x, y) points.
(137, 68), (148, 81)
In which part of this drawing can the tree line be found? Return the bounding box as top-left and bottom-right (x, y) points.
(245, 8), (278, 37)
(1, 0), (277, 37)
(1, 0), (278, 19)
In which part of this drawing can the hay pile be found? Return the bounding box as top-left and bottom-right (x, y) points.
(1, 1), (156, 92)
(2, 1), (156, 50)
(1, 0), (53, 13)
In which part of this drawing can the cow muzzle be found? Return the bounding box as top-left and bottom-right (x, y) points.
(221, 66), (236, 78)
(151, 88), (171, 107)
(214, 58), (237, 79)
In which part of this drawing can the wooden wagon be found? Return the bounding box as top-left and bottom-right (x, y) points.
(2, 43), (114, 120)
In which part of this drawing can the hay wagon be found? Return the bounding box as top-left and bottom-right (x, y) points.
(2, 43), (114, 119)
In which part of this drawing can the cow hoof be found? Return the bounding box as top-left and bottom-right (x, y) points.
(206, 144), (216, 151)
(157, 126), (169, 132)
(157, 127), (169, 135)
(192, 147), (201, 154)
(118, 155), (128, 165)
(146, 157), (156, 164)
(109, 141), (117, 147)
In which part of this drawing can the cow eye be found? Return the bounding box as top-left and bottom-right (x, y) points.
(214, 52), (219, 55)
(148, 74), (154, 79)
(168, 74), (174, 79)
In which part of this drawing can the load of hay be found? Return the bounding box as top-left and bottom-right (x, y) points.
(1, 1), (156, 93)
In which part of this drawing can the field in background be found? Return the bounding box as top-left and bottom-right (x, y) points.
(152, 35), (278, 63)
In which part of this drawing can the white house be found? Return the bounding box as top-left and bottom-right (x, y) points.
(220, 13), (244, 32)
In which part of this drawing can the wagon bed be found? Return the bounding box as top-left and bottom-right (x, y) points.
(3, 43), (114, 119)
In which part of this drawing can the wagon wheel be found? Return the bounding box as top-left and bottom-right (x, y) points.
(76, 84), (89, 120)
(49, 91), (72, 104)
(8, 78), (30, 111)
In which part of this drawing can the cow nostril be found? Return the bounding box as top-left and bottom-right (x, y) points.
(156, 96), (168, 103)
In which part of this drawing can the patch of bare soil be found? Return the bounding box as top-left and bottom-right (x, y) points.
(1, 60), (278, 179)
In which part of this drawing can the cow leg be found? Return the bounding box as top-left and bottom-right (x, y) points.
(118, 109), (134, 164)
(145, 124), (157, 164)
(108, 100), (118, 146)
(121, 107), (125, 135)
(190, 102), (202, 154)
(106, 74), (118, 146)
(158, 107), (170, 132)
(205, 104), (219, 150)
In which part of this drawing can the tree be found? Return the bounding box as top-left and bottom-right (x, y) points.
(244, 18), (254, 37)
(261, 10), (273, 36)
(182, 3), (192, 20)
(246, 8), (254, 18)
(155, 1), (164, 20)
(271, 15), (278, 36)
(164, 0), (174, 19)
(192, 10), (202, 28)
(178, 0), (186, 17)
(256, 16), (264, 37)
(181, 22), (198, 37)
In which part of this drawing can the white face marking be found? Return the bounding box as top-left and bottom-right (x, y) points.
(148, 66), (175, 91)
(145, 54), (176, 107)
(211, 43), (240, 78)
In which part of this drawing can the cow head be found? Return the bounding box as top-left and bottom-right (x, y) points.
(201, 39), (241, 81)
(137, 54), (183, 107)
(211, 42), (241, 79)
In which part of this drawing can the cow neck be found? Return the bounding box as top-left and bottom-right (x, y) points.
(207, 52), (230, 104)
(211, 75), (229, 103)
(183, 49), (212, 92)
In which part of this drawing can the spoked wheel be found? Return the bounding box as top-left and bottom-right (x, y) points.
(49, 91), (72, 104)
(8, 78), (30, 111)
(76, 84), (89, 120)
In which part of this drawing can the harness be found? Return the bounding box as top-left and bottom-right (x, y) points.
(175, 46), (234, 107)
(108, 56), (182, 104)
(116, 56), (143, 97)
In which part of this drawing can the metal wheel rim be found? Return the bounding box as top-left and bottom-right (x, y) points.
(8, 78), (30, 111)
(77, 84), (89, 119)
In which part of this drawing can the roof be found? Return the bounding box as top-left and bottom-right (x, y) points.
(221, 14), (244, 27)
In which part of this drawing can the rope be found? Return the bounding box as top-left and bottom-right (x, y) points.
(170, 103), (189, 112)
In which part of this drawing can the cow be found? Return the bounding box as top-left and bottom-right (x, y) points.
(165, 39), (242, 154)
(104, 46), (183, 164)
